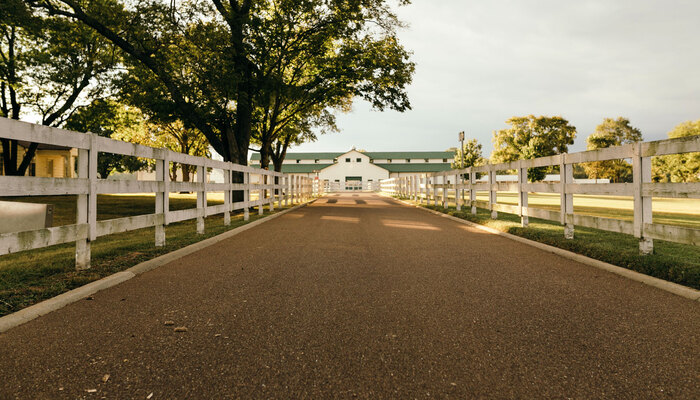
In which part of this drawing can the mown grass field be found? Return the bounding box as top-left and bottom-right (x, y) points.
(0, 194), (288, 317)
(414, 200), (700, 290)
(442, 192), (700, 229)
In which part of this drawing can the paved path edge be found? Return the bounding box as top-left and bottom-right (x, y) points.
(0, 201), (313, 334)
(386, 195), (700, 302)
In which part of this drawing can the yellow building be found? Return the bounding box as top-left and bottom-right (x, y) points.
(0, 142), (78, 177)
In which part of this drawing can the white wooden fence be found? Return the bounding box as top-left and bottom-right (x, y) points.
(381, 135), (700, 254)
(0, 117), (313, 269)
(321, 180), (381, 193)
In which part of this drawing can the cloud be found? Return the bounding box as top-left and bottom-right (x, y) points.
(296, 0), (700, 156)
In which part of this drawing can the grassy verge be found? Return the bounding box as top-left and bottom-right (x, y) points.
(0, 203), (291, 317)
(410, 199), (700, 290)
(1, 193), (227, 226)
(440, 192), (700, 229)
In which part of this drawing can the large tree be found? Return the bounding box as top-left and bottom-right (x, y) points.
(64, 99), (147, 178)
(583, 117), (642, 183)
(32, 0), (415, 173)
(491, 115), (576, 181)
(1, 0), (117, 175)
(653, 120), (700, 183)
(451, 138), (484, 170)
(269, 108), (337, 172)
(117, 119), (211, 182)
(250, 2), (414, 170)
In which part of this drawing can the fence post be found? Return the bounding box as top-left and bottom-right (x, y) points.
(560, 155), (574, 239)
(469, 168), (477, 215)
(425, 176), (429, 204)
(417, 177), (421, 202)
(243, 170), (250, 221)
(75, 146), (90, 270)
(268, 173), (274, 212)
(163, 151), (170, 229)
(440, 175), (446, 208)
(155, 150), (167, 244)
(291, 175), (296, 204)
(421, 174), (430, 205)
(277, 174), (283, 209)
(196, 162), (205, 234)
(431, 175), (437, 206)
(258, 173), (264, 215)
(455, 172), (461, 211)
(518, 161), (528, 227)
(223, 163), (231, 226)
(414, 176), (419, 203)
(489, 166), (498, 219)
(289, 175), (293, 205)
(634, 143), (654, 254)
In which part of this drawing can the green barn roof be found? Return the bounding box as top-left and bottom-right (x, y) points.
(249, 150), (455, 162)
(251, 163), (453, 174)
(250, 152), (342, 161)
(364, 151), (454, 160)
(273, 164), (334, 173)
(373, 163), (453, 173)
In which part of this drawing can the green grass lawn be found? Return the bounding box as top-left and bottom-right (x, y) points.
(417, 202), (700, 290)
(2, 193), (227, 226)
(0, 195), (290, 317)
(429, 192), (700, 229)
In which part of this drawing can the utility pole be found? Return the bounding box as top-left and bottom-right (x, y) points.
(458, 131), (465, 168)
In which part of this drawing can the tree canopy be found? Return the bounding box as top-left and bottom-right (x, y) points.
(653, 120), (700, 183)
(452, 138), (484, 170)
(65, 100), (147, 178)
(583, 117), (642, 183)
(491, 115), (576, 181)
(1, 0), (118, 175)
(31, 0), (415, 170)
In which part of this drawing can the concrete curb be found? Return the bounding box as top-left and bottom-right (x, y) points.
(385, 195), (700, 303)
(0, 201), (312, 333)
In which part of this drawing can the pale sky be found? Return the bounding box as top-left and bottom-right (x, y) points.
(293, 0), (700, 157)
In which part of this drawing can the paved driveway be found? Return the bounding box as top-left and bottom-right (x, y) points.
(1, 193), (698, 398)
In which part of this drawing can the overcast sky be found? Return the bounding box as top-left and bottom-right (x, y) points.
(293, 0), (700, 157)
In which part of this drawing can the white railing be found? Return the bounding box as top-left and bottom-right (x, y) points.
(0, 117), (313, 269)
(381, 136), (700, 254)
(322, 180), (381, 192)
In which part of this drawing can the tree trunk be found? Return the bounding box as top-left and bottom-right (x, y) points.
(271, 139), (290, 172)
(182, 165), (191, 182)
(1, 139), (37, 176)
(272, 157), (284, 172)
(259, 145), (271, 170)
(170, 162), (178, 181)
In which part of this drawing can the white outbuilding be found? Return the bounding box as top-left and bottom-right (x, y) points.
(250, 148), (455, 190)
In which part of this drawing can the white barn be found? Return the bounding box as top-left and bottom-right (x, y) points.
(250, 148), (455, 190)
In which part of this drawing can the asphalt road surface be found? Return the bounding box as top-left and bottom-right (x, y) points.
(1, 193), (698, 399)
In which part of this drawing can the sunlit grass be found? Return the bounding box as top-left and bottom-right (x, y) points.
(0, 196), (289, 317)
(418, 202), (700, 290)
(438, 192), (700, 229)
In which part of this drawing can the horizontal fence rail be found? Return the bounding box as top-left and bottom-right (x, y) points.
(381, 136), (700, 254)
(0, 117), (314, 269)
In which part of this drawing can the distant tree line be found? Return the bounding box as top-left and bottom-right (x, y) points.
(453, 116), (699, 183)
